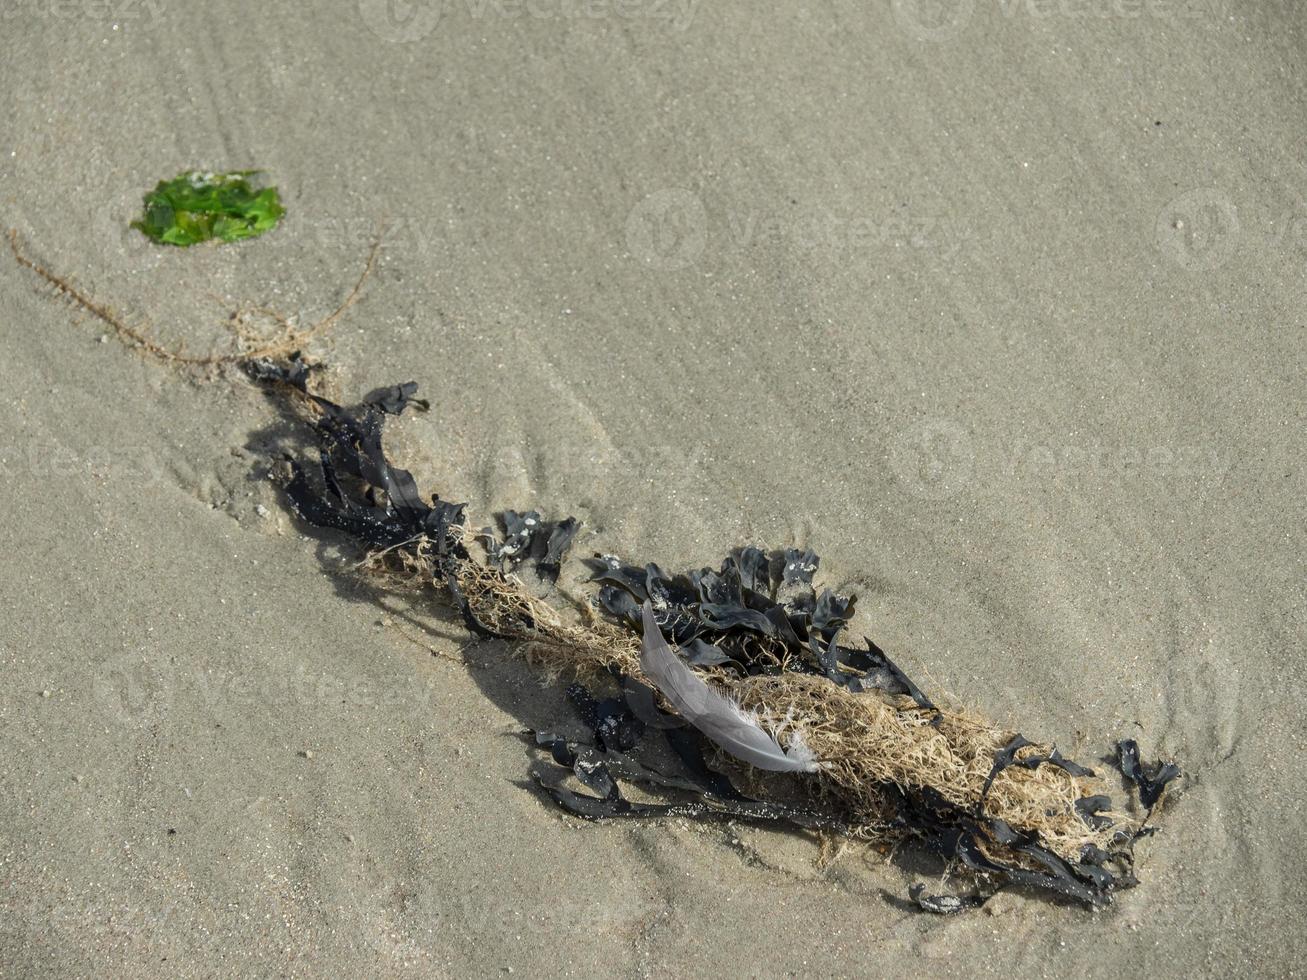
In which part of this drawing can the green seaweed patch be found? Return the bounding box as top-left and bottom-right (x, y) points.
(132, 170), (285, 246)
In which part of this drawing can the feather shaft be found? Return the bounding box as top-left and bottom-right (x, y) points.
(639, 601), (819, 773)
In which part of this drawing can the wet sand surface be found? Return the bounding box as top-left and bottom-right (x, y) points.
(1, 1), (1304, 975)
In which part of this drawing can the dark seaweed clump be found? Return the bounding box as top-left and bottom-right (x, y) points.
(588, 551), (936, 710)
(250, 362), (1179, 912)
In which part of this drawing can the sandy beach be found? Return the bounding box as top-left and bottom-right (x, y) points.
(1, 0), (1304, 975)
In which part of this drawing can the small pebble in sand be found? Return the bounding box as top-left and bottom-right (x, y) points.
(300, 749), (314, 760)
(40, 689), (51, 698)
(255, 504), (271, 519)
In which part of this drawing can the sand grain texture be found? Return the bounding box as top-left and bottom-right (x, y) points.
(1, 2), (1304, 976)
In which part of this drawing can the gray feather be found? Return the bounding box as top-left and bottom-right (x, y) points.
(639, 601), (819, 773)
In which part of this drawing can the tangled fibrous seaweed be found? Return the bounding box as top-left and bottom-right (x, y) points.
(250, 361), (1180, 911)
(7, 228), (377, 371)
